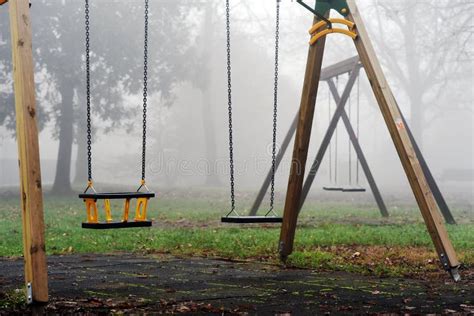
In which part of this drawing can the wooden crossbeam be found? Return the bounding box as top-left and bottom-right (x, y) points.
(9, 0), (49, 303)
(320, 55), (360, 81)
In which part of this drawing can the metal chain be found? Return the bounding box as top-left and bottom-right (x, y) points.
(348, 73), (352, 186)
(85, 0), (92, 183)
(334, 76), (339, 184)
(328, 84), (332, 183)
(225, 0), (236, 215)
(356, 73), (360, 185)
(141, 0), (149, 181)
(267, 0), (281, 215)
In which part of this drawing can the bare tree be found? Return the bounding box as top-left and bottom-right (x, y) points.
(369, 0), (473, 148)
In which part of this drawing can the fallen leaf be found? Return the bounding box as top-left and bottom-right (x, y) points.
(351, 252), (361, 259)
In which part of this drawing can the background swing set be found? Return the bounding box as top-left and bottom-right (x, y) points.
(3, 0), (462, 305)
(248, 56), (457, 224)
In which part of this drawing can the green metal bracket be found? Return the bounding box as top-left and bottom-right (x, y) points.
(316, 0), (349, 16)
(297, 0), (350, 17)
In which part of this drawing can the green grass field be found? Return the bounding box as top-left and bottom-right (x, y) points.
(1, 189), (473, 278)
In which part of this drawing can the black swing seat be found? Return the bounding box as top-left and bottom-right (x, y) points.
(323, 186), (344, 192)
(79, 191), (155, 230)
(341, 187), (366, 193)
(221, 216), (283, 224)
(79, 192), (155, 200)
(82, 221), (152, 229)
(323, 186), (366, 193)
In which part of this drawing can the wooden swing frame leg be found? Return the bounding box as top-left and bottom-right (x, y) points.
(278, 13), (328, 259)
(279, 1), (460, 280)
(9, 0), (49, 303)
(396, 103), (456, 225)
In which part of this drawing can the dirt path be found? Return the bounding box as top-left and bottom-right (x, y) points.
(1, 254), (473, 315)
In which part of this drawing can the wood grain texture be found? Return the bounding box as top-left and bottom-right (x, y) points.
(346, 0), (459, 268)
(279, 15), (328, 257)
(9, 0), (49, 303)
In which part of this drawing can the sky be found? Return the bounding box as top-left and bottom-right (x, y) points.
(0, 0), (472, 206)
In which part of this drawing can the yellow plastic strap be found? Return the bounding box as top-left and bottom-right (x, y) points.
(308, 18), (355, 35)
(104, 199), (112, 223)
(123, 199), (131, 222)
(134, 198), (149, 221)
(309, 28), (358, 45)
(85, 199), (98, 224)
(137, 179), (150, 193)
(84, 180), (97, 194)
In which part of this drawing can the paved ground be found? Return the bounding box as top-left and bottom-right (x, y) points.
(0, 254), (473, 315)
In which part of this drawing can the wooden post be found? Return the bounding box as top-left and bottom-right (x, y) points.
(279, 14), (328, 258)
(346, 0), (460, 276)
(395, 102), (456, 225)
(9, 0), (49, 303)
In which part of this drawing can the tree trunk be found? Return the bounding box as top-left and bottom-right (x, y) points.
(200, 2), (222, 187)
(73, 121), (88, 185)
(73, 92), (88, 185)
(201, 88), (222, 186)
(403, 2), (424, 149)
(51, 80), (74, 194)
(408, 90), (424, 149)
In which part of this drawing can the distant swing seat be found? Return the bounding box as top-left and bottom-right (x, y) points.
(323, 186), (344, 192)
(79, 191), (155, 229)
(323, 186), (366, 193)
(221, 215), (283, 224)
(341, 187), (366, 193)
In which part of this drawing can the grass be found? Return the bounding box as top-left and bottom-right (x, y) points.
(0, 288), (26, 310)
(0, 188), (473, 278)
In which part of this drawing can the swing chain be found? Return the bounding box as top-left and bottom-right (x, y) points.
(356, 73), (360, 184)
(85, 0), (92, 183)
(83, 0), (150, 191)
(226, 0), (236, 213)
(348, 73), (352, 186)
(268, 0), (281, 215)
(141, 0), (149, 182)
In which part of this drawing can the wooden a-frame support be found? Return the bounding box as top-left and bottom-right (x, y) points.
(249, 57), (389, 218)
(4, 0), (49, 303)
(279, 0), (460, 280)
(250, 55), (455, 224)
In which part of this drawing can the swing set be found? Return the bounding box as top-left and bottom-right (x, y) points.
(322, 72), (366, 193)
(78, 0), (155, 229)
(221, 0), (283, 224)
(3, 0), (462, 304)
(277, 0), (460, 282)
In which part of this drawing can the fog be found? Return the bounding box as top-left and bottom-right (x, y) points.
(1, 0), (473, 209)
